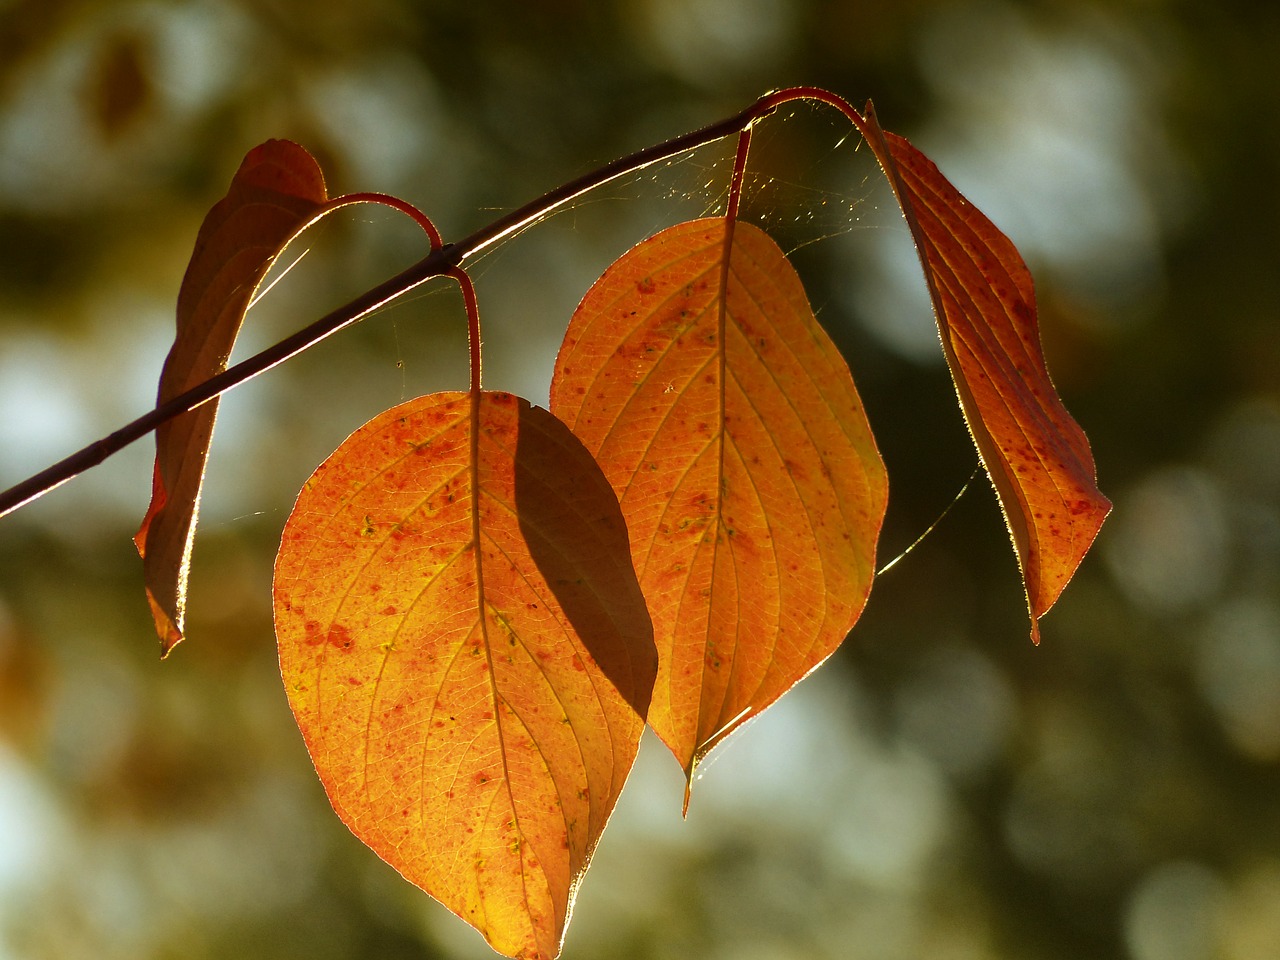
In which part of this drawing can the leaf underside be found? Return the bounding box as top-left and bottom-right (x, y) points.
(136, 139), (331, 656)
(551, 218), (888, 794)
(860, 108), (1111, 642)
(274, 391), (656, 960)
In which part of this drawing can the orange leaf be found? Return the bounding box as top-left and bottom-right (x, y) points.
(859, 106), (1111, 643)
(274, 391), (655, 960)
(550, 218), (888, 798)
(135, 139), (333, 655)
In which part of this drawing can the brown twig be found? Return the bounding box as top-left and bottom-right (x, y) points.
(0, 91), (858, 520)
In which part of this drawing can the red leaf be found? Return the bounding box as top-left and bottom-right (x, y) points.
(861, 107), (1111, 643)
(135, 140), (333, 655)
(136, 140), (436, 656)
(274, 391), (655, 960)
(551, 218), (887, 800)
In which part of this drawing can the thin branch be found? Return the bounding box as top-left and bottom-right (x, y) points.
(0, 91), (849, 520)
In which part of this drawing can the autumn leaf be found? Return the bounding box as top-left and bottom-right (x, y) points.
(858, 104), (1111, 643)
(134, 140), (332, 655)
(136, 139), (435, 656)
(274, 390), (656, 960)
(551, 218), (888, 799)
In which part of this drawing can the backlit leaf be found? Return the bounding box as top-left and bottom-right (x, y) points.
(860, 106), (1111, 643)
(136, 139), (332, 655)
(551, 218), (888, 797)
(274, 391), (656, 960)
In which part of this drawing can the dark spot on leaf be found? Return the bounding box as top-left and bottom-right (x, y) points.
(327, 623), (354, 652)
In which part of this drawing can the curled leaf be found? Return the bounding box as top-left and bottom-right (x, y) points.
(551, 218), (887, 800)
(136, 140), (436, 656)
(860, 106), (1111, 643)
(135, 140), (332, 655)
(274, 391), (656, 960)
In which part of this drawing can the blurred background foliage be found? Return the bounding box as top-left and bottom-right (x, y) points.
(1, 0), (1277, 958)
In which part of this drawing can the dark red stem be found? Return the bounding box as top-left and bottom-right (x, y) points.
(448, 267), (482, 396)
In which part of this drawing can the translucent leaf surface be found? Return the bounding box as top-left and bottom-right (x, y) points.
(860, 108), (1111, 642)
(551, 218), (887, 796)
(274, 391), (656, 960)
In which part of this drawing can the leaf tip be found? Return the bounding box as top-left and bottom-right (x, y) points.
(144, 588), (184, 659)
(159, 630), (183, 659)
